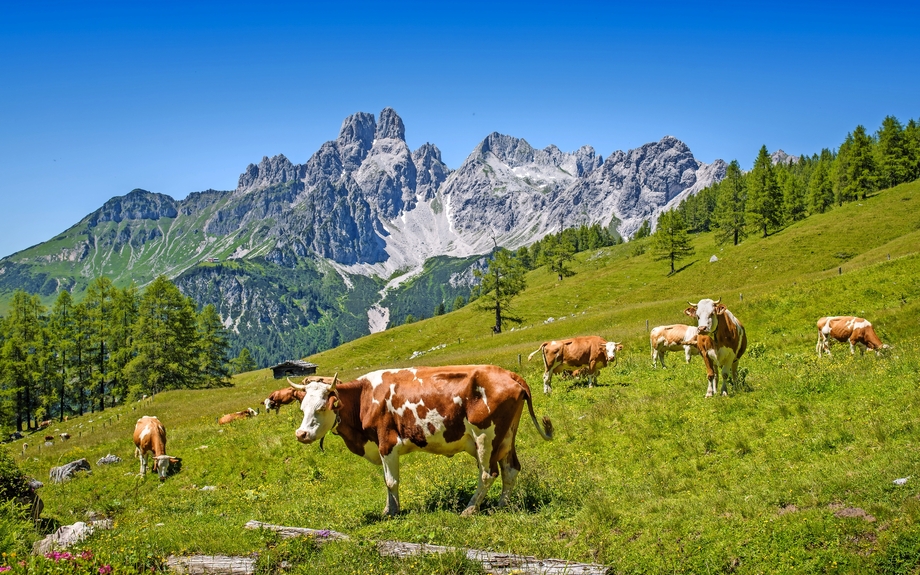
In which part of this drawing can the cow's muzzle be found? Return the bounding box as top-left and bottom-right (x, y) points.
(294, 429), (315, 444)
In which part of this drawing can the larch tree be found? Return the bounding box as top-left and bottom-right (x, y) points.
(746, 145), (782, 237)
(473, 247), (526, 334)
(652, 209), (695, 274)
(195, 304), (231, 388)
(713, 160), (748, 246)
(875, 116), (909, 190)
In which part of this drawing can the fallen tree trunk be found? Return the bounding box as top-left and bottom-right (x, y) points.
(165, 555), (255, 575)
(243, 520), (349, 542)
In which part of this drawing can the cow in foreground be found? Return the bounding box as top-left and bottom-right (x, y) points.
(292, 366), (553, 517)
(218, 408), (258, 425)
(685, 298), (747, 397)
(132, 416), (175, 481)
(650, 324), (700, 368)
(528, 336), (622, 393)
(816, 316), (890, 357)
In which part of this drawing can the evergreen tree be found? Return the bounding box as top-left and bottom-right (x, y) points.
(70, 302), (91, 415)
(195, 304), (231, 388)
(633, 220), (652, 240)
(84, 277), (116, 412)
(452, 295), (466, 312)
(847, 125), (877, 200)
(906, 119), (920, 181)
(876, 115), (910, 189)
(652, 209), (695, 274)
(746, 145), (782, 237)
(123, 276), (199, 396)
(49, 290), (75, 421)
(539, 233), (576, 279)
(433, 301), (446, 316)
(231, 348), (257, 374)
(713, 160), (747, 246)
(779, 165), (807, 223)
(808, 150), (835, 214)
(108, 283), (139, 405)
(0, 291), (46, 431)
(473, 248), (526, 334)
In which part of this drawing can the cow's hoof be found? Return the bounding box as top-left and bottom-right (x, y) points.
(705, 392), (713, 398)
(543, 387), (551, 394)
(721, 391), (728, 397)
(460, 506), (478, 517)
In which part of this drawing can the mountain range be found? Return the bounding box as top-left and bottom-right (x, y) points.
(0, 108), (725, 365)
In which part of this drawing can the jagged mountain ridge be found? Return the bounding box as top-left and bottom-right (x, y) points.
(0, 107), (725, 362)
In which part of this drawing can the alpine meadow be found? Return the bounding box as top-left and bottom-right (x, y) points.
(2, 116), (920, 573)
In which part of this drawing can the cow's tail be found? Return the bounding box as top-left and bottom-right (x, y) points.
(527, 344), (545, 363)
(510, 372), (553, 441)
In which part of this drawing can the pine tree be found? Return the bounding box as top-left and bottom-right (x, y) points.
(847, 125), (877, 200)
(746, 145), (782, 237)
(779, 165), (807, 223)
(808, 150), (835, 214)
(49, 290), (75, 421)
(195, 304), (231, 388)
(231, 348), (257, 374)
(876, 116), (909, 189)
(0, 291), (46, 431)
(123, 276), (199, 396)
(906, 119), (920, 181)
(713, 160), (747, 246)
(474, 248), (526, 334)
(84, 277), (116, 412)
(452, 295), (466, 312)
(539, 233), (576, 280)
(108, 283), (139, 405)
(652, 209), (695, 274)
(633, 220), (651, 240)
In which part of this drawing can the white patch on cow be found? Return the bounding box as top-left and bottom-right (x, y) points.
(853, 319), (872, 329)
(363, 369), (394, 391)
(453, 395), (463, 406)
(476, 385), (490, 413)
(139, 427), (150, 442)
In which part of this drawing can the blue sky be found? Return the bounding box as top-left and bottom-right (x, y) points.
(1, 1), (918, 259)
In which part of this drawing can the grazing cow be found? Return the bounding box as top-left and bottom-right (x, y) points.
(264, 387), (305, 413)
(528, 336), (622, 393)
(292, 366), (553, 517)
(39, 420), (52, 429)
(60, 433), (71, 440)
(44, 435), (54, 442)
(650, 324), (700, 368)
(816, 316), (890, 357)
(217, 407), (258, 425)
(685, 298), (747, 397)
(132, 416), (174, 481)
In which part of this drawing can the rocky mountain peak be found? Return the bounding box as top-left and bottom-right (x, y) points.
(237, 154), (300, 191)
(771, 149), (800, 165)
(375, 107), (406, 141)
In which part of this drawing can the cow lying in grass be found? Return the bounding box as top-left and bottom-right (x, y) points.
(218, 408), (258, 425)
(292, 366), (553, 517)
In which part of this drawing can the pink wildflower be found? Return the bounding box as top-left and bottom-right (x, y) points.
(98, 565), (113, 574)
(0, 566), (10, 572)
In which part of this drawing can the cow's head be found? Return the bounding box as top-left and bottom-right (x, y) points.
(292, 374), (340, 445)
(685, 298), (723, 334)
(604, 341), (623, 363)
(264, 397), (275, 411)
(246, 407), (258, 417)
(152, 455), (174, 481)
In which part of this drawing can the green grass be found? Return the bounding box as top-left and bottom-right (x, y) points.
(6, 181), (920, 574)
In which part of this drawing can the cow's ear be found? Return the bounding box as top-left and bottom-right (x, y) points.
(714, 304), (726, 314)
(684, 306), (697, 318)
(326, 394), (342, 411)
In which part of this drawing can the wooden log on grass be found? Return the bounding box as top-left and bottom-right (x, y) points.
(165, 555), (255, 574)
(243, 520), (349, 541)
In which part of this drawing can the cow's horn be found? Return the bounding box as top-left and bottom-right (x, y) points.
(688, 301), (697, 307)
(714, 297), (721, 304)
(288, 377), (306, 391)
(329, 373), (338, 391)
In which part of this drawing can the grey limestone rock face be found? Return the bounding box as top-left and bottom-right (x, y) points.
(237, 154), (303, 192)
(412, 143), (451, 201)
(771, 149), (800, 165)
(87, 189), (178, 225)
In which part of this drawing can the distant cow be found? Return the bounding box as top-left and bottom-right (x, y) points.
(43, 435), (54, 442)
(217, 407), (258, 425)
(133, 416), (175, 481)
(264, 387), (305, 414)
(816, 316), (890, 357)
(650, 324), (700, 368)
(292, 367), (553, 516)
(685, 298), (747, 397)
(39, 420), (52, 429)
(528, 336), (622, 393)
(60, 433), (71, 440)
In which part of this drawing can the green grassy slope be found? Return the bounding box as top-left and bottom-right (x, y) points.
(8, 181), (920, 574)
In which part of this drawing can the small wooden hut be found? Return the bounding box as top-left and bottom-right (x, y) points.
(270, 360), (318, 380)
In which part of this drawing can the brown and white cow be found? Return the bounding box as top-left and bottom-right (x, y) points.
(264, 387), (306, 414)
(133, 416), (174, 481)
(649, 324), (700, 368)
(685, 298), (747, 397)
(292, 366), (553, 517)
(528, 336), (622, 393)
(217, 407), (258, 425)
(816, 316), (890, 357)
